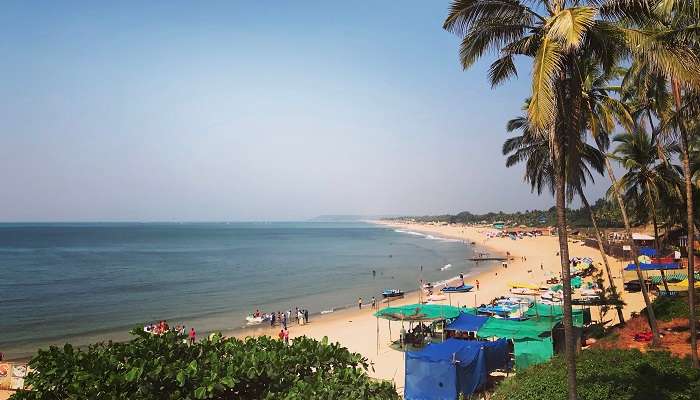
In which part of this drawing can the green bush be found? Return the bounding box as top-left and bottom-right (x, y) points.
(10, 330), (399, 400)
(492, 349), (700, 400)
(649, 296), (690, 321)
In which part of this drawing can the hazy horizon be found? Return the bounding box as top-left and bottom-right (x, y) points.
(1, 1), (611, 222)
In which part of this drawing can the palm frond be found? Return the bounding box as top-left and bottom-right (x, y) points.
(528, 36), (563, 130)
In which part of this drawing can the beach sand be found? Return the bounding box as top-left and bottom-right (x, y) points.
(1, 221), (650, 399)
(223, 221), (650, 392)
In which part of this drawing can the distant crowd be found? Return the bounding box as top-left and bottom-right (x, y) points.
(144, 320), (197, 344)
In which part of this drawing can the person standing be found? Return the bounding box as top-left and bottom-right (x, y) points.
(278, 329), (285, 341)
(476, 280), (480, 291)
(282, 312), (287, 329)
(304, 309), (309, 324)
(358, 297), (362, 310)
(371, 296), (376, 309)
(189, 328), (196, 345)
(270, 312), (276, 327)
(294, 307), (299, 324)
(283, 329), (289, 345)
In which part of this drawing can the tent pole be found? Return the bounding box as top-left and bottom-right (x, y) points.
(376, 317), (380, 353)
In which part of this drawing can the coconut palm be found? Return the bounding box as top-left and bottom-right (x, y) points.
(443, 0), (700, 392)
(503, 111), (626, 324)
(610, 128), (681, 291)
(578, 57), (668, 341)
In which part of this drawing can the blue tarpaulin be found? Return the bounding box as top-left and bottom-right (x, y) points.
(624, 262), (681, 271)
(405, 338), (509, 400)
(639, 247), (657, 257)
(445, 312), (489, 332)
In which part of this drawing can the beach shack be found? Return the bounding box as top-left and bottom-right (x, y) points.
(373, 304), (461, 351)
(492, 221), (505, 230)
(476, 304), (585, 369)
(404, 338), (509, 400)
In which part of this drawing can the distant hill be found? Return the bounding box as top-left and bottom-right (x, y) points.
(310, 215), (400, 222)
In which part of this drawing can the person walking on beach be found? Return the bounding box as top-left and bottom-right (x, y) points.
(476, 280), (480, 291)
(294, 307), (299, 324)
(371, 296), (376, 309)
(278, 329), (285, 341)
(282, 312), (287, 329)
(283, 329), (289, 345)
(304, 309), (309, 324)
(189, 328), (196, 345)
(358, 297), (362, 310)
(270, 312), (276, 327)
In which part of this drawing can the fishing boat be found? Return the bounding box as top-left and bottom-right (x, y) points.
(382, 289), (404, 298)
(441, 284), (474, 293)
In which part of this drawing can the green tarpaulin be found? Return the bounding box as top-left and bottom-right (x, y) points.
(514, 337), (554, 369)
(525, 304), (585, 327)
(374, 304), (461, 321)
(476, 317), (557, 340)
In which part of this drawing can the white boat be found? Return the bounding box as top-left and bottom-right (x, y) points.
(246, 315), (268, 325)
(440, 264), (452, 271)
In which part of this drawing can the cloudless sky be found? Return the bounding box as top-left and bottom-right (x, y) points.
(0, 1), (611, 221)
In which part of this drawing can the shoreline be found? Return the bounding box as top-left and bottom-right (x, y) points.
(2, 220), (652, 394)
(1, 221), (486, 362)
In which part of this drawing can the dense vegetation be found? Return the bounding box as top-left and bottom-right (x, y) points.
(10, 330), (399, 400)
(392, 198), (624, 228)
(648, 296), (692, 322)
(492, 349), (700, 400)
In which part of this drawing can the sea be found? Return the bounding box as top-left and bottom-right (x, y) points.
(0, 221), (488, 359)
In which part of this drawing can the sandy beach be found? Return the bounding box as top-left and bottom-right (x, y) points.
(1, 221), (652, 399)
(223, 221), (650, 391)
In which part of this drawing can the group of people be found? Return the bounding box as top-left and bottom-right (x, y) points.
(358, 296), (377, 310)
(277, 327), (290, 345)
(255, 307), (310, 329)
(144, 320), (196, 344)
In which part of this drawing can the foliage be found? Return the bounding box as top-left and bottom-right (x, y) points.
(389, 197), (625, 228)
(10, 330), (399, 400)
(492, 349), (700, 400)
(649, 296), (690, 322)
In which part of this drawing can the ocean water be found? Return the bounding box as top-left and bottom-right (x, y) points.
(0, 222), (485, 358)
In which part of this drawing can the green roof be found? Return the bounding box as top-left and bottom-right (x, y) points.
(525, 304), (585, 327)
(476, 317), (559, 340)
(373, 304), (461, 321)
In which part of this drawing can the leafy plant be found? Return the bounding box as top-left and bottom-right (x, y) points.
(492, 349), (700, 400)
(10, 330), (399, 400)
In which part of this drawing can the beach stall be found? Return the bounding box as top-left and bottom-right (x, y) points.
(624, 261), (682, 292)
(374, 304), (461, 351)
(445, 312), (489, 339)
(404, 338), (509, 400)
(476, 316), (562, 369)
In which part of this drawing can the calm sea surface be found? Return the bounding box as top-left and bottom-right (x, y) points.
(0, 222), (485, 358)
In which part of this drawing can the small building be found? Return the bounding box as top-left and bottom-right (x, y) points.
(492, 221), (505, 230)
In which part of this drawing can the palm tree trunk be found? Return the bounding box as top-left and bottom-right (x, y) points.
(553, 128), (577, 400)
(602, 155), (661, 345)
(672, 78), (698, 367)
(578, 188), (624, 324)
(646, 184), (670, 293)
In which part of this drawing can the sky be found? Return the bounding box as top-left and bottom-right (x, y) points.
(0, 1), (612, 221)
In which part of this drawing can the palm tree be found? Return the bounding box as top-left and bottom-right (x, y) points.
(503, 111), (626, 325)
(611, 128), (680, 291)
(635, 1), (700, 367)
(443, 0), (700, 393)
(579, 58), (665, 342)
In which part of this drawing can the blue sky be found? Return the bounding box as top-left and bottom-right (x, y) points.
(0, 1), (610, 221)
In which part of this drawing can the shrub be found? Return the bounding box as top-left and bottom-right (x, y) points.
(10, 330), (399, 400)
(492, 349), (700, 400)
(649, 296), (690, 321)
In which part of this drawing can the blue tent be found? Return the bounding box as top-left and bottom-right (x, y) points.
(624, 262), (681, 271)
(639, 247), (657, 257)
(445, 312), (489, 332)
(405, 338), (509, 400)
